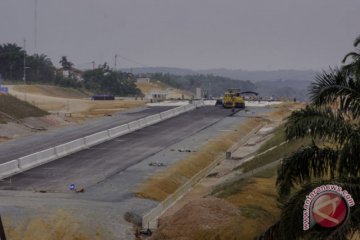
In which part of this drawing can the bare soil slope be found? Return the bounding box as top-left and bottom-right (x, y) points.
(13, 85), (90, 99)
(7, 85), (145, 119)
(136, 81), (191, 99)
(151, 197), (243, 240)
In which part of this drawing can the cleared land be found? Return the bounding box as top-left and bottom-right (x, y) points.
(7, 85), (145, 119)
(136, 81), (191, 99)
(13, 85), (91, 99)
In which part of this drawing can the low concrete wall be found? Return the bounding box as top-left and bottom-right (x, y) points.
(142, 121), (263, 229)
(56, 138), (87, 157)
(108, 124), (130, 138)
(128, 120), (141, 131)
(84, 131), (110, 148)
(160, 110), (173, 120)
(138, 118), (148, 128)
(0, 160), (20, 179)
(19, 148), (57, 170)
(145, 114), (162, 125)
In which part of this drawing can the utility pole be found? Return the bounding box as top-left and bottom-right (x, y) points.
(91, 61), (95, 81)
(114, 54), (118, 72)
(34, 0), (38, 54)
(23, 39), (27, 84)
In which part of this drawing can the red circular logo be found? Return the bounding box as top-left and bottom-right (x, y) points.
(311, 193), (348, 228)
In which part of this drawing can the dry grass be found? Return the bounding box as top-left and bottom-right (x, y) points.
(13, 85), (90, 99)
(3, 210), (109, 240)
(83, 100), (145, 117)
(197, 166), (280, 240)
(192, 177), (280, 240)
(136, 118), (265, 201)
(222, 176), (280, 239)
(265, 102), (304, 121)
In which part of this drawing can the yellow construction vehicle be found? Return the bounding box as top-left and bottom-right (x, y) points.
(222, 89), (245, 108)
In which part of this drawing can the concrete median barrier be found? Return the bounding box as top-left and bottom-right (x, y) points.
(19, 148), (57, 170)
(160, 110), (174, 120)
(138, 118), (148, 128)
(172, 106), (185, 116)
(84, 131), (110, 148)
(108, 124), (130, 138)
(128, 120), (141, 131)
(55, 138), (87, 157)
(184, 104), (196, 111)
(193, 100), (205, 108)
(0, 160), (20, 179)
(145, 114), (162, 125)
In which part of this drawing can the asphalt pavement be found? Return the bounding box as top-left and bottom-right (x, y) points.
(0, 106), (173, 162)
(0, 106), (235, 192)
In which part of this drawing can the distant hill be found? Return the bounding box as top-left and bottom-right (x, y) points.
(255, 79), (312, 101)
(122, 67), (318, 82)
(122, 67), (197, 76)
(123, 67), (318, 100)
(200, 68), (318, 82)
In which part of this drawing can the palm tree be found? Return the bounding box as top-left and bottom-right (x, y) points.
(59, 56), (73, 71)
(258, 35), (360, 240)
(342, 35), (360, 79)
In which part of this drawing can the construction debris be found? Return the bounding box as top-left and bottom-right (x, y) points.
(178, 148), (192, 152)
(149, 162), (165, 167)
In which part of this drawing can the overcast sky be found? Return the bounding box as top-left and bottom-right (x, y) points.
(0, 0), (359, 71)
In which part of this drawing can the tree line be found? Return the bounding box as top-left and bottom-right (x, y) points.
(0, 43), (140, 96)
(147, 72), (256, 97)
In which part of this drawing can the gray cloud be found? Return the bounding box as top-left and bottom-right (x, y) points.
(0, 0), (359, 70)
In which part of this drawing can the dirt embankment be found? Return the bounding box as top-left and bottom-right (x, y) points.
(8, 85), (145, 119)
(150, 197), (243, 240)
(136, 81), (191, 99)
(0, 84), (146, 142)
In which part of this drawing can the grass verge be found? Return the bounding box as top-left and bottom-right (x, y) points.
(257, 124), (286, 153)
(239, 136), (311, 173)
